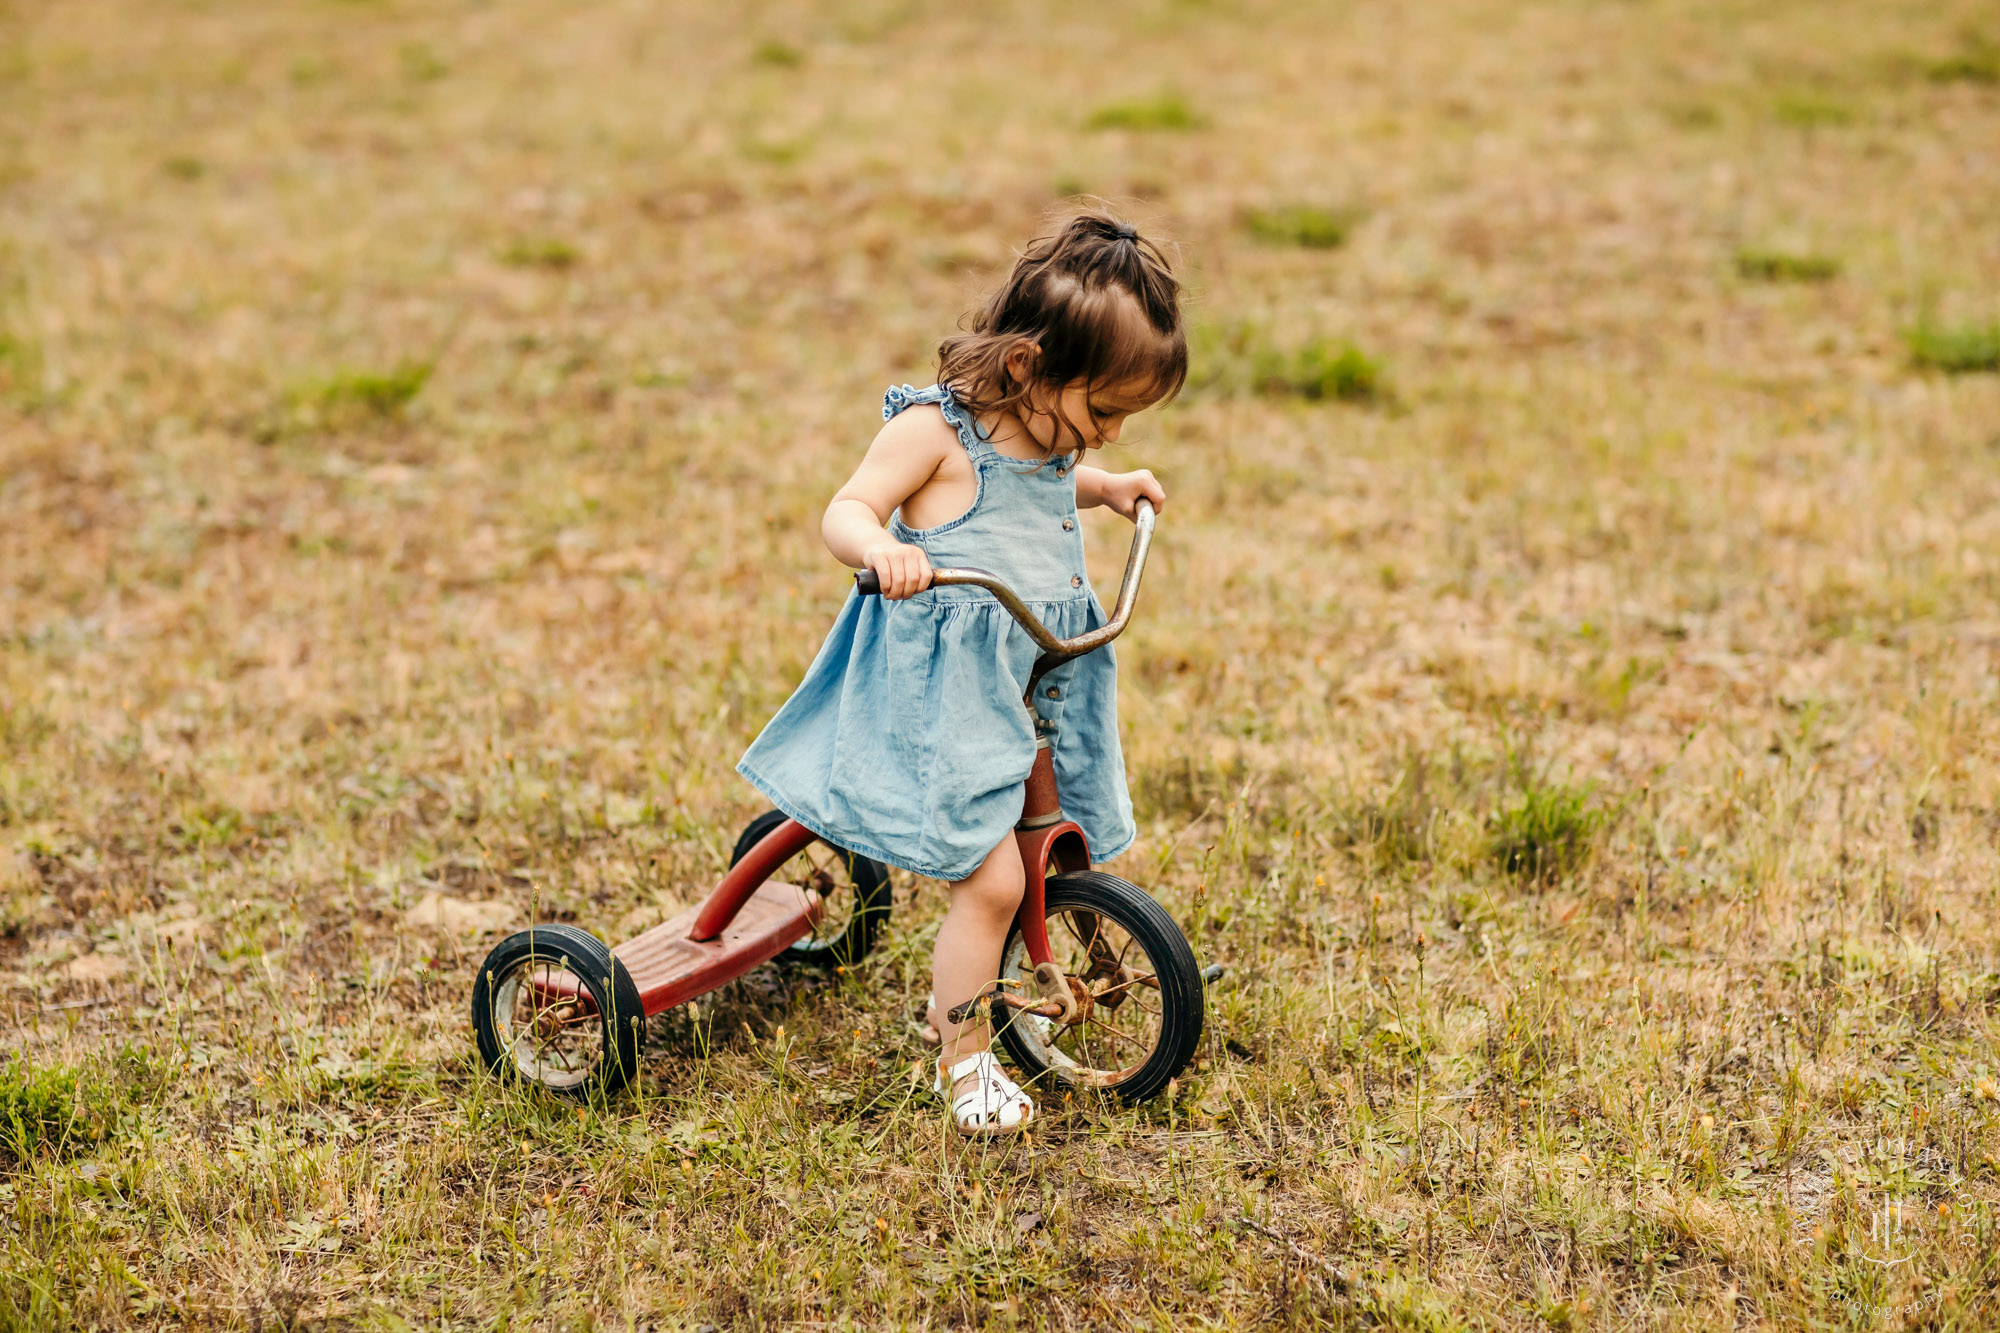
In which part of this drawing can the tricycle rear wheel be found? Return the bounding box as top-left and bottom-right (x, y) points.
(995, 872), (1203, 1103)
(730, 809), (891, 970)
(470, 924), (643, 1099)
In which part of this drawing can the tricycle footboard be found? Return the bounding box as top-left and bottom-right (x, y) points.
(616, 881), (820, 1015)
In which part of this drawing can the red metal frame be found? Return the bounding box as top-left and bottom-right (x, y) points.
(608, 752), (1092, 1017)
(690, 818), (817, 941)
(609, 816), (821, 1016)
(1013, 819), (1091, 968)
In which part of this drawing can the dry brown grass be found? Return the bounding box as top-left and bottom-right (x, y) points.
(5, 0), (2000, 1327)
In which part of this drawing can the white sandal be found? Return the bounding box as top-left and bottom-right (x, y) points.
(934, 1051), (1035, 1137)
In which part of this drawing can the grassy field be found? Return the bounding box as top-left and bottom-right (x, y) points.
(6, 0), (2000, 1326)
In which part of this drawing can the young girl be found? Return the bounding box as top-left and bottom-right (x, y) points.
(737, 212), (1186, 1136)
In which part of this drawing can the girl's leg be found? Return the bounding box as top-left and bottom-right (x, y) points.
(930, 834), (1025, 1064)
(929, 835), (1036, 1134)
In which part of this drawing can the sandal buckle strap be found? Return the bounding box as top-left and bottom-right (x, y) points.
(935, 1051), (1034, 1129)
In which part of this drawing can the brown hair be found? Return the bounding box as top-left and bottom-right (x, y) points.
(937, 210), (1187, 458)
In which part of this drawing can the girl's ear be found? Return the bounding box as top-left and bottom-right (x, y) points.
(1002, 339), (1042, 390)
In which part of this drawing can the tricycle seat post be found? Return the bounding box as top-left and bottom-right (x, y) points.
(1018, 735), (1063, 830)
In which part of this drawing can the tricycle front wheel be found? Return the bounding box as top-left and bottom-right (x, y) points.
(470, 924), (644, 1099)
(995, 871), (1204, 1103)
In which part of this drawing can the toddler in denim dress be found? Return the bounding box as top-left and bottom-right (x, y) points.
(738, 212), (1189, 1136)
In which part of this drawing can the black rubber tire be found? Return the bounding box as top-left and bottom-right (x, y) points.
(470, 923), (644, 1100)
(996, 871), (1204, 1104)
(730, 809), (892, 970)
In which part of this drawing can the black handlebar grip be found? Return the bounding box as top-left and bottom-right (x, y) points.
(854, 570), (882, 596)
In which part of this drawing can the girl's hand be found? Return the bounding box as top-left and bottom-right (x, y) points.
(1094, 468), (1166, 522)
(862, 540), (934, 600)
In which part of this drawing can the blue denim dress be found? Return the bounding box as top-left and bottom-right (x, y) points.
(737, 384), (1137, 882)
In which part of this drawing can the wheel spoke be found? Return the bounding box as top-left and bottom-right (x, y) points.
(781, 839), (856, 950)
(1085, 1017), (1147, 1053)
(1059, 910), (1098, 959)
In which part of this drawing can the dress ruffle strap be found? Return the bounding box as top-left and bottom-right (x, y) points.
(883, 382), (994, 461)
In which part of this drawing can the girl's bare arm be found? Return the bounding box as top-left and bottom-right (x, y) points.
(1074, 465), (1166, 520)
(822, 412), (953, 599)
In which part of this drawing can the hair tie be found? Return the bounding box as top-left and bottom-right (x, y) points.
(1111, 222), (1138, 241)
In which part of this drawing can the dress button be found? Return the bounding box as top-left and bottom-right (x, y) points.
(1046, 686), (1060, 699)
(1070, 575), (1083, 588)
(1055, 468), (1067, 478)
(1062, 519), (1074, 532)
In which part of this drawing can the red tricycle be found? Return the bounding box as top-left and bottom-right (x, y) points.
(470, 500), (1204, 1102)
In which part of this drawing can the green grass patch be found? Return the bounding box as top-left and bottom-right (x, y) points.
(1904, 319), (2000, 374)
(1487, 776), (1604, 883)
(1085, 94), (1204, 132)
(0, 330), (43, 404)
(1772, 92), (1854, 127)
(498, 236), (580, 269)
(752, 39), (804, 67)
(312, 362), (431, 417)
(1243, 204), (1358, 250)
(1929, 32), (1999, 84)
(1735, 247), (1840, 283)
(740, 137), (808, 164)
(274, 361), (432, 436)
(399, 42), (448, 83)
(1, 1054), (119, 1166)
(1255, 338), (1385, 404)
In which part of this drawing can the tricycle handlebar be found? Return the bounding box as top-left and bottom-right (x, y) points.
(853, 499), (1156, 671)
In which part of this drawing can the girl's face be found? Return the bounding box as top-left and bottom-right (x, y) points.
(1002, 339), (1159, 453)
(1025, 377), (1157, 453)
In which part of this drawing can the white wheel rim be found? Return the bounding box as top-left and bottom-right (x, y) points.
(1001, 910), (1166, 1090)
(490, 957), (602, 1091)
